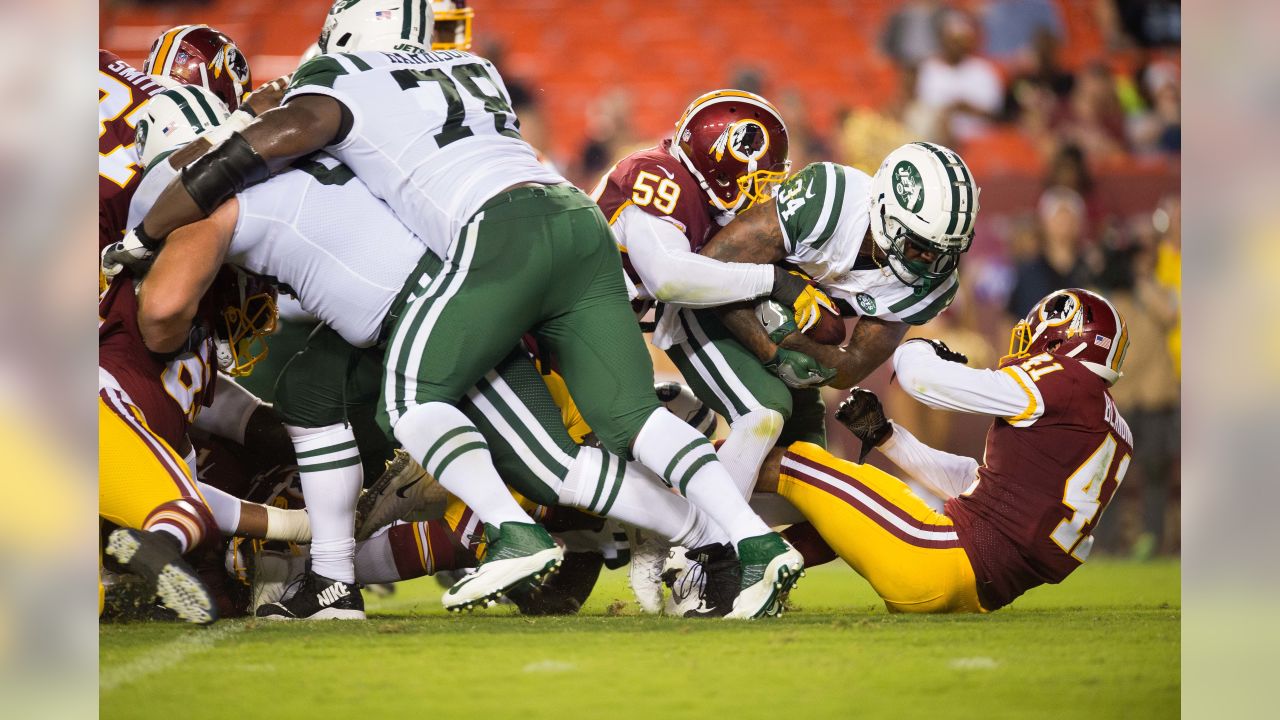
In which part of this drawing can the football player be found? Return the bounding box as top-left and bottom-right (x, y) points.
(126, 95), (738, 619)
(684, 142), (980, 493)
(115, 0), (803, 619)
(755, 289), (1131, 612)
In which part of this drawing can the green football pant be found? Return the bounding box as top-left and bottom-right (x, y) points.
(378, 184), (660, 456)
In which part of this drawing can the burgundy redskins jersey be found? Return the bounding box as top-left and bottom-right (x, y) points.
(592, 139), (718, 295)
(99, 276), (217, 451)
(944, 355), (1134, 611)
(99, 50), (167, 251)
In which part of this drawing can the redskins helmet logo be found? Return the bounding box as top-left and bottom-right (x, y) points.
(709, 119), (770, 164)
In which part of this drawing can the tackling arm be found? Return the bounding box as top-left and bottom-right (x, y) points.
(138, 95), (343, 242)
(892, 340), (1042, 421)
(136, 198), (239, 354)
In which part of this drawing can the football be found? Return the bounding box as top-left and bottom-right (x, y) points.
(756, 298), (846, 346)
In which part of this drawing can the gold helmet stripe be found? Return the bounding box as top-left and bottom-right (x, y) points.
(149, 24), (199, 78)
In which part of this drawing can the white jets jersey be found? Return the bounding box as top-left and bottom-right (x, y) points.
(774, 162), (959, 326)
(128, 153), (425, 349)
(229, 154), (426, 347)
(284, 50), (565, 258)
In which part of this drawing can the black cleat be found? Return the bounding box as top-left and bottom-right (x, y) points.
(104, 528), (217, 625)
(681, 543), (740, 618)
(255, 570), (366, 620)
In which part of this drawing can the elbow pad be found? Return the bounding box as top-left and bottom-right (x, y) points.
(180, 131), (270, 216)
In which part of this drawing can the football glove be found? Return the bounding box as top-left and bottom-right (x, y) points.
(835, 388), (894, 463)
(764, 347), (837, 389)
(101, 225), (161, 279)
(906, 338), (969, 365)
(770, 267), (837, 333)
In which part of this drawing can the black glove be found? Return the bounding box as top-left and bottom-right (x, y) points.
(835, 388), (894, 463)
(908, 338), (969, 365)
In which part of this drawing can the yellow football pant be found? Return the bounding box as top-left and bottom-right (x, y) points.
(778, 442), (985, 614)
(98, 392), (206, 532)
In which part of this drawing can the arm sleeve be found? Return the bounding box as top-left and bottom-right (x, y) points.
(618, 205), (773, 308)
(892, 340), (1044, 424)
(878, 421), (979, 501)
(192, 372), (263, 443)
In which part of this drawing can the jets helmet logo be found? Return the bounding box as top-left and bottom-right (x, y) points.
(892, 161), (924, 213)
(710, 119), (770, 164)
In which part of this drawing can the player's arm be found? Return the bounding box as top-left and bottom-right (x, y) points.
(780, 316), (910, 389)
(892, 339), (1044, 423)
(620, 207), (774, 307)
(136, 94), (342, 247)
(136, 198), (239, 354)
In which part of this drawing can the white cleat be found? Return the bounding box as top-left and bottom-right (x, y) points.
(627, 528), (669, 614)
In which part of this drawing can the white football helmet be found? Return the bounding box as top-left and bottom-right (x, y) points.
(869, 142), (980, 289)
(134, 86), (230, 169)
(319, 0), (433, 54)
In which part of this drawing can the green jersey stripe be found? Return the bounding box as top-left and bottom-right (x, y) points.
(891, 272), (956, 318)
(343, 53), (372, 72)
(677, 313), (751, 417)
(290, 55), (349, 91)
(902, 279), (959, 325)
(796, 164), (837, 249)
(809, 165), (847, 250)
(888, 287), (929, 314)
(144, 149), (176, 174)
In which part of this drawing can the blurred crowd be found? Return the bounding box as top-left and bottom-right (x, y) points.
(99, 0), (1181, 558)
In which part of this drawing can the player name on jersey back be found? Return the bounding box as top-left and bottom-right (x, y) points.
(284, 50), (564, 258)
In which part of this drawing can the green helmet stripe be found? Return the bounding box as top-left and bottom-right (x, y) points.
(954, 151), (976, 236)
(916, 142), (961, 235)
(418, 0), (429, 44)
(181, 86), (221, 128)
(401, 1), (412, 42)
(166, 93), (203, 132)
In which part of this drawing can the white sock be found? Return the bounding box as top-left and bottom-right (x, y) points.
(197, 481), (242, 535)
(559, 447), (725, 545)
(289, 423), (362, 584)
(717, 408), (785, 498)
(393, 402), (532, 527)
(631, 408), (772, 545)
(354, 525), (401, 585)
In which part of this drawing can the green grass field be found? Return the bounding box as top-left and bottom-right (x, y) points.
(100, 558), (1179, 720)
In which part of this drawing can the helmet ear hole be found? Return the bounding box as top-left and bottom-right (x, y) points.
(337, 32), (353, 48)
(1046, 339), (1063, 352)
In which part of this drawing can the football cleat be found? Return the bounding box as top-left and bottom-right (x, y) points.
(355, 449), (443, 541)
(255, 570), (365, 620)
(661, 546), (710, 617)
(684, 543), (740, 618)
(627, 527), (669, 614)
(725, 533), (805, 620)
(104, 528), (217, 625)
(442, 522), (563, 612)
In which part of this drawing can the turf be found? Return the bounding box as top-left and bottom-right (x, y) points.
(100, 558), (1179, 719)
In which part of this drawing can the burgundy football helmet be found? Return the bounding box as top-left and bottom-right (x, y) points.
(145, 25), (252, 110)
(670, 89), (790, 216)
(1003, 288), (1129, 385)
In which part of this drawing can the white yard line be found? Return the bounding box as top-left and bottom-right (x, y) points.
(100, 622), (246, 693)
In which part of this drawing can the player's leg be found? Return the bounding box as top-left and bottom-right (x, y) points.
(773, 442), (985, 613)
(260, 325), (381, 619)
(530, 188), (802, 618)
(377, 214), (564, 610)
(665, 307), (792, 497)
(98, 390), (217, 624)
(354, 520), (475, 584)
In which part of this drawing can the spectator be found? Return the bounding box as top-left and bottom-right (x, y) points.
(1002, 28), (1075, 122)
(1127, 61), (1180, 155)
(911, 9), (1004, 145)
(1051, 61), (1128, 161)
(982, 0), (1065, 62)
(879, 0), (946, 68)
(575, 89), (635, 189)
(1005, 187), (1093, 318)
